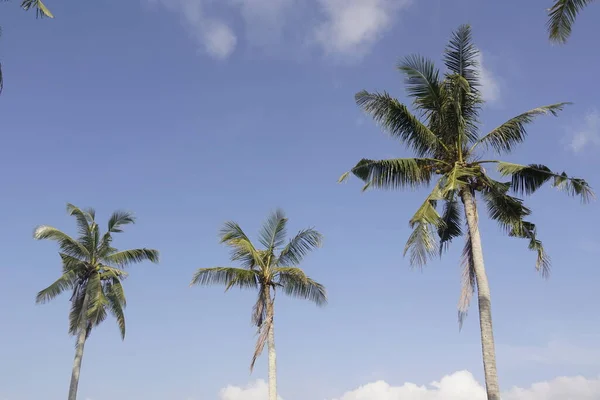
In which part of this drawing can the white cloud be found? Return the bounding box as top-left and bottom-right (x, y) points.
(221, 372), (600, 400)
(149, 0), (236, 59)
(475, 52), (500, 104)
(314, 0), (411, 59)
(567, 109), (600, 153)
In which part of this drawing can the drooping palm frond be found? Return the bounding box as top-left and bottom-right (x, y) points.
(35, 270), (79, 304)
(0, 62), (3, 95)
(190, 267), (260, 290)
(457, 230), (476, 330)
(398, 55), (442, 113)
(274, 267), (327, 306)
(258, 209), (287, 253)
(277, 229), (323, 266)
(547, 0), (595, 43)
(480, 177), (532, 233)
(33, 225), (89, 259)
(340, 157), (437, 191)
(472, 104), (570, 154)
(107, 211), (135, 233)
(496, 162), (595, 202)
(355, 90), (447, 157)
(251, 289), (268, 328)
(250, 294), (272, 372)
(220, 221), (262, 269)
(68, 286), (87, 336)
(508, 221), (551, 277)
(438, 195), (462, 254)
(105, 279), (127, 339)
(404, 185), (444, 267)
(20, 0), (54, 17)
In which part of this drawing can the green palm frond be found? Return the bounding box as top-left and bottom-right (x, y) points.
(59, 253), (87, 273)
(509, 221), (551, 277)
(107, 211), (135, 233)
(275, 267), (327, 306)
(340, 157), (438, 191)
(404, 185), (444, 267)
(21, 0), (54, 17)
(397, 55), (442, 112)
(472, 104), (570, 154)
(251, 289), (267, 328)
(547, 0), (595, 43)
(190, 267), (260, 290)
(440, 164), (478, 196)
(33, 225), (89, 258)
(220, 221), (262, 269)
(102, 248), (159, 267)
(35, 270), (79, 304)
(457, 230), (476, 330)
(443, 24), (479, 89)
(258, 209), (287, 253)
(277, 228), (323, 266)
(105, 280), (126, 339)
(496, 162), (595, 202)
(480, 177), (532, 233)
(68, 287), (87, 336)
(355, 90), (448, 157)
(438, 195), (462, 254)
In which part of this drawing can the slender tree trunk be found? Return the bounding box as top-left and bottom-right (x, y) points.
(460, 188), (500, 400)
(68, 293), (89, 400)
(265, 288), (277, 400)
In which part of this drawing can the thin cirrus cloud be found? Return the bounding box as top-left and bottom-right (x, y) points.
(146, 0), (413, 60)
(567, 108), (600, 153)
(475, 52), (501, 104)
(220, 371), (600, 400)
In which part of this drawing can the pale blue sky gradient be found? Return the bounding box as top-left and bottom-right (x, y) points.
(1, 1), (599, 399)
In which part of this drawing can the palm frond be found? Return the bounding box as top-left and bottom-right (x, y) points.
(547, 0), (595, 43)
(102, 248), (159, 267)
(275, 267), (327, 306)
(68, 286), (87, 336)
(509, 221), (552, 277)
(59, 253), (87, 274)
(107, 211), (135, 233)
(277, 228), (323, 266)
(251, 289), (268, 328)
(438, 195), (462, 254)
(355, 90), (447, 157)
(341, 157), (437, 191)
(0, 62), (3, 95)
(472, 103), (570, 154)
(220, 221), (262, 269)
(85, 273), (106, 327)
(443, 24), (479, 89)
(404, 184), (444, 267)
(33, 225), (89, 259)
(397, 55), (442, 112)
(250, 299), (272, 373)
(21, 0), (54, 17)
(35, 270), (79, 304)
(457, 230), (476, 330)
(480, 176), (532, 233)
(258, 209), (287, 253)
(190, 267), (260, 290)
(105, 280), (127, 339)
(496, 162), (595, 202)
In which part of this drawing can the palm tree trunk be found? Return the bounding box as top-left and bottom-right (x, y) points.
(265, 288), (277, 400)
(68, 292), (89, 400)
(460, 188), (500, 400)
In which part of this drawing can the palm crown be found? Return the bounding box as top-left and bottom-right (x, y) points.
(34, 204), (159, 339)
(341, 24), (594, 320)
(190, 209), (327, 370)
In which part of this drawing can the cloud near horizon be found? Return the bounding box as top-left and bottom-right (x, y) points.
(221, 371), (600, 400)
(146, 0), (413, 60)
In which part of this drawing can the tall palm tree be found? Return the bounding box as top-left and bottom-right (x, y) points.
(34, 203), (159, 400)
(190, 210), (327, 400)
(547, 0), (595, 43)
(340, 25), (593, 400)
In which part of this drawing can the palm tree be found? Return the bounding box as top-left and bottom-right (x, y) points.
(190, 210), (327, 400)
(34, 203), (159, 400)
(547, 0), (595, 43)
(340, 25), (593, 400)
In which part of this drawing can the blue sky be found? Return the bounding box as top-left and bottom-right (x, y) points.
(1, 0), (599, 399)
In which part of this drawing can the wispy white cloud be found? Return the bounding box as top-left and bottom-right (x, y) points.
(147, 0), (413, 60)
(222, 371), (600, 400)
(313, 0), (412, 60)
(567, 108), (600, 153)
(475, 52), (500, 104)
